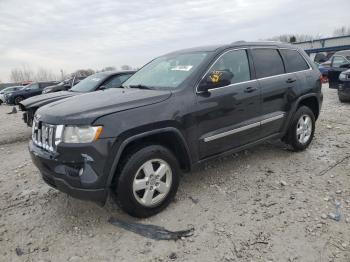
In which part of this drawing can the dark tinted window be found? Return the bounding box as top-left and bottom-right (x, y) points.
(251, 49), (285, 78)
(280, 49), (309, 72)
(210, 49), (250, 84)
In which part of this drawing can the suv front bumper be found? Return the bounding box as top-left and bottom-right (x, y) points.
(338, 82), (350, 97)
(29, 139), (115, 204)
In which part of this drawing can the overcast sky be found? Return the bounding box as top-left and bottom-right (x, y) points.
(0, 0), (348, 82)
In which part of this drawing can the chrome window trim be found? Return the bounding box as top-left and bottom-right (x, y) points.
(196, 47), (313, 94)
(208, 79), (258, 92)
(203, 113), (285, 142)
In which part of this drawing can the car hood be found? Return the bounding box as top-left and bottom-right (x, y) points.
(37, 88), (172, 125)
(20, 91), (79, 110)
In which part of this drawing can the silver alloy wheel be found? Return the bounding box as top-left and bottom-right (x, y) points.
(132, 159), (172, 207)
(296, 114), (312, 144)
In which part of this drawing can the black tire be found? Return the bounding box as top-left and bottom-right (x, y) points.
(14, 96), (24, 105)
(338, 91), (350, 103)
(114, 145), (180, 218)
(285, 106), (315, 151)
(0, 100), (2, 105)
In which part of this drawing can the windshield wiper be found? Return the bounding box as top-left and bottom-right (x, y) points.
(127, 84), (153, 90)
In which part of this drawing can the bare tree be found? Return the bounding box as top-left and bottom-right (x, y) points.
(101, 66), (116, 72)
(265, 34), (320, 43)
(333, 26), (350, 36)
(121, 65), (132, 70)
(73, 69), (95, 78)
(35, 67), (58, 81)
(10, 65), (34, 82)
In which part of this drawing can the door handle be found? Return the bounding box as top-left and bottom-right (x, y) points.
(286, 78), (296, 83)
(244, 86), (258, 93)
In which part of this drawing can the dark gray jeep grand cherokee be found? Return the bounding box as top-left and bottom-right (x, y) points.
(29, 42), (323, 217)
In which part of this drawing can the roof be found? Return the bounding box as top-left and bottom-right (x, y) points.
(99, 70), (137, 76)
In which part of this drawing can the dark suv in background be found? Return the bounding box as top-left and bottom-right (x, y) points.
(29, 42), (322, 217)
(20, 71), (135, 126)
(5, 81), (59, 105)
(320, 50), (350, 85)
(42, 76), (86, 94)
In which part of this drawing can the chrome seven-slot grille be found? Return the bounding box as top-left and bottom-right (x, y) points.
(32, 118), (56, 152)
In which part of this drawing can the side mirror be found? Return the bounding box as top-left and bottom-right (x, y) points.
(99, 85), (107, 90)
(25, 88), (30, 91)
(198, 70), (234, 93)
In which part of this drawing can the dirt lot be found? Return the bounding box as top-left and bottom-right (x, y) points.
(0, 85), (349, 262)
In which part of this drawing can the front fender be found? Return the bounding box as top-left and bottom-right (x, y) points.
(105, 127), (191, 187)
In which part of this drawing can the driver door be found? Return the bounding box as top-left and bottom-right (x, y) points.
(195, 49), (261, 159)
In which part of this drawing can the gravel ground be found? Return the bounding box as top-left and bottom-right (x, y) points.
(0, 85), (349, 262)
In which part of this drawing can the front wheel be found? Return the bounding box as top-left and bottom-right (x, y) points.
(285, 106), (315, 151)
(14, 96), (24, 105)
(114, 145), (180, 218)
(338, 91), (350, 103)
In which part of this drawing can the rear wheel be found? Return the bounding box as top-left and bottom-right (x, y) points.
(338, 91), (350, 103)
(14, 96), (24, 105)
(114, 145), (180, 218)
(285, 106), (315, 151)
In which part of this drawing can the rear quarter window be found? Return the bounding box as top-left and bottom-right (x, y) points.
(251, 49), (285, 78)
(280, 49), (310, 73)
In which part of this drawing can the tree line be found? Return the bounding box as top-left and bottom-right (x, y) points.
(9, 64), (134, 83)
(266, 26), (350, 44)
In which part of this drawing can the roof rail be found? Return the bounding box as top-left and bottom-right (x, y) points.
(231, 40), (246, 44)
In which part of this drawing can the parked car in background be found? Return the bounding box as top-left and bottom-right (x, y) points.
(319, 50), (350, 87)
(328, 68), (350, 102)
(28, 42), (323, 217)
(20, 71), (135, 126)
(42, 76), (86, 94)
(5, 81), (59, 105)
(0, 86), (23, 105)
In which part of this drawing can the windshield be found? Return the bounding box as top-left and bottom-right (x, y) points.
(2, 86), (19, 93)
(123, 52), (209, 90)
(70, 73), (107, 92)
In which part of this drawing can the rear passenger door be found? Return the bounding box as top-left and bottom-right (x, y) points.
(251, 48), (298, 138)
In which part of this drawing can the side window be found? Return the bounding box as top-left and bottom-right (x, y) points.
(103, 75), (123, 89)
(41, 83), (52, 88)
(210, 49), (251, 84)
(27, 83), (39, 90)
(119, 74), (133, 84)
(251, 49), (285, 78)
(280, 49), (310, 72)
(332, 56), (347, 68)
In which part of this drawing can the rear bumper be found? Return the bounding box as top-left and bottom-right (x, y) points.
(29, 141), (110, 204)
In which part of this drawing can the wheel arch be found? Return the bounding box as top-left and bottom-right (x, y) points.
(282, 93), (320, 136)
(106, 127), (192, 188)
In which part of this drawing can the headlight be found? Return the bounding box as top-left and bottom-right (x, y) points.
(339, 72), (350, 81)
(58, 125), (103, 144)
